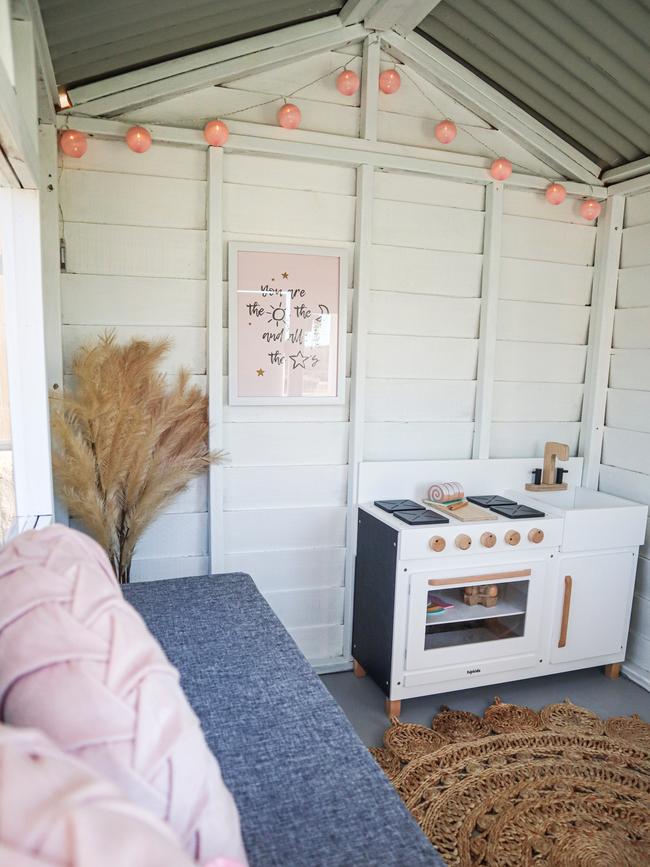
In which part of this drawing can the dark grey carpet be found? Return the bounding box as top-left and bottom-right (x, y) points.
(321, 668), (650, 747)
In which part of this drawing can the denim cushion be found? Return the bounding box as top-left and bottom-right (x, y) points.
(124, 573), (443, 867)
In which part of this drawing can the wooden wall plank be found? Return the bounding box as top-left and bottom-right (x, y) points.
(263, 587), (344, 629)
(503, 188), (590, 224)
(602, 428), (650, 476)
(61, 273), (206, 326)
(64, 222), (206, 279)
(223, 421), (349, 465)
(60, 170), (206, 229)
(366, 334), (478, 380)
(61, 138), (207, 179)
(490, 421), (580, 458)
(223, 377), (350, 422)
(289, 623), (343, 660)
(130, 554), (210, 581)
(72, 512), (208, 558)
(364, 422), (474, 460)
(223, 547), (346, 592)
(370, 291), (481, 337)
(371, 244), (482, 297)
(613, 306), (650, 348)
(495, 341), (587, 383)
(497, 300), (590, 344)
(223, 506), (347, 552)
(609, 349), (650, 391)
(373, 199), (484, 252)
(621, 223), (650, 268)
(493, 382), (583, 422)
(365, 379), (476, 421)
(617, 265), (650, 308)
(606, 389), (650, 434)
(224, 153), (356, 195)
(223, 465), (347, 509)
(624, 190), (650, 228)
(501, 214), (596, 265)
(500, 257), (593, 306)
(374, 170), (485, 210)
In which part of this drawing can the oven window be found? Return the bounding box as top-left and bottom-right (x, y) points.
(425, 581), (529, 650)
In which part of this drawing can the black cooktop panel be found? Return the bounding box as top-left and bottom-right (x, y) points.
(467, 495), (517, 508)
(489, 503), (546, 520)
(393, 509), (450, 525)
(374, 499), (422, 513)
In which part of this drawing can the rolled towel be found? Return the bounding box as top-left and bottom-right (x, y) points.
(428, 481), (464, 504)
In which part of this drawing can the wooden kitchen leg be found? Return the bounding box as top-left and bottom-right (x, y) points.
(385, 698), (401, 718)
(353, 659), (366, 678)
(604, 663), (621, 679)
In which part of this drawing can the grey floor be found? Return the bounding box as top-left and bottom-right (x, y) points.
(321, 667), (650, 747)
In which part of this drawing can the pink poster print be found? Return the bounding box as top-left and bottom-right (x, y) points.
(229, 245), (346, 404)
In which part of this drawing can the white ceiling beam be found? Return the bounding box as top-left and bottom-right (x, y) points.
(606, 171), (650, 198)
(602, 155), (650, 186)
(0, 24), (38, 187)
(68, 17), (365, 117)
(339, 0), (376, 25)
(365, 1), (443, 34)
(381, 29), (603, 185)
(21, 0), (57, 121)
(57, 113), (606, 198)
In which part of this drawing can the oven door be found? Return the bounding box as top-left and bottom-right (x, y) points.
(405, 560), (546, 671)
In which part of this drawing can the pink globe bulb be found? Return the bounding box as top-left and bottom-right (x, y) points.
(490, 157), (512, 181)
(59, 129), (87, 158)
(336, 69), (360, 96)
(434, 119), (457, 144)
(277, 103), (301, 129)
(203, 120), (229, 147)
(379, 68), (401, 94)
(545, 182), (567, 205)
(125, 126), (152, 153)
(580, 197), (602, 221)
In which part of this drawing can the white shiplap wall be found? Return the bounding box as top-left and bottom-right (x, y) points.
(493, 191), (596, 458)
(55, 47), (613, 667)
(599, 189), (650, 689)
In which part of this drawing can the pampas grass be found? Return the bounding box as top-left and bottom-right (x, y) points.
(50, 332), (224, 583)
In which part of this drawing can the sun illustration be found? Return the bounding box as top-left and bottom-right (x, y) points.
(267, 303), (287, 324)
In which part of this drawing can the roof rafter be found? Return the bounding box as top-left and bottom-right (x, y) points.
(381, 29), (603, 184)
(602, 155), (650, 186)
(67, 16), (366, 117)
(365, 0), (443, 34)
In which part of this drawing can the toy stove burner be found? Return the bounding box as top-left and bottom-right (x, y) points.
(374, 499), (422, 513)
(392, 509), (449, 526)
(466, 495), (517, 508)
(488, 503), (546, 520)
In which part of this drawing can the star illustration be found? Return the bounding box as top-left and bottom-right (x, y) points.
(256, 368), (265, 376)
(281, 271), (289, 279)
(288, 350), (308, 369)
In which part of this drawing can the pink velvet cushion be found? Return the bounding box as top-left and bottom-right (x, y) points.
(0, 525), (247, 866)
(0, 722), (205, 866)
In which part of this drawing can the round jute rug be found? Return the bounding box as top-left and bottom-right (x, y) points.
(371, 698), (650, 866)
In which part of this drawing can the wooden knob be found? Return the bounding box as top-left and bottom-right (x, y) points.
(528, 528), (544, 544)
(429, 535), (446, 552)
(505, 530), (521, 546)
(455, 533), (472, 550)
(480, 532), (496, 548)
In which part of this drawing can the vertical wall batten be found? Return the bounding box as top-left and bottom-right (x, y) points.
(360, 35), (379, 141)
(580, 195), (624, 489)
(472, 181), (502, 459)
(207, 147), (225, 572)
(343, 162), (373, 661)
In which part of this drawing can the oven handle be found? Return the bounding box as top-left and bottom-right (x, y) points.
(558, 574), (572, 648)
(427, 568), (531, 587)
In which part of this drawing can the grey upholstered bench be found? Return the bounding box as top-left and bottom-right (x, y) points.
(124, 573), (444, 867)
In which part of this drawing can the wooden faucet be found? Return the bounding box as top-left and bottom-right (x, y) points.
(525, 441), (570, 491)
(542, 441), (569, 486)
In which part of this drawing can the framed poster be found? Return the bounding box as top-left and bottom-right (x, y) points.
(228, 242), (348, 405)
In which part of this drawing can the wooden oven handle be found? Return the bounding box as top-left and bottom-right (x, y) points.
(558, 575), (572, 648)
(427, 568), (531, 587)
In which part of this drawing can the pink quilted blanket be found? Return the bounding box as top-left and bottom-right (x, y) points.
(0, 525), (247, 866)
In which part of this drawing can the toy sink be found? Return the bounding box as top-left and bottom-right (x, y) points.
(514, 487), (648, 553)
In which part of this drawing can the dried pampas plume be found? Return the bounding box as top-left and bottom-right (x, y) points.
(50, 332), (225, 583)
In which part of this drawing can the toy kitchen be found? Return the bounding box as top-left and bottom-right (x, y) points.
(351, 445), (648, 717)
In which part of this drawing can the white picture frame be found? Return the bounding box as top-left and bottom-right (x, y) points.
(227, 241), (348, 406)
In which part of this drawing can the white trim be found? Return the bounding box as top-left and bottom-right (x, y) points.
(381, 29), (603, 185)
(339, 0), (376, 26)
(360, 34), (380, 141)
(22, 0), (57, 121)
(57, 114), (608, 198)
(472, 182), (502, 460)
(342, 162), (373, 660)
(207, 147), (225, 573)
(227, 241), (348, 406)
(0, 187), (54, 518)
(0, 22), (38, 187)
(312, 656), (353, 674)
(606, 172), (650, 198)
(602, 155), (650, 186)
(365, 0), (442, 33)
(68, 20), (366, 117)
(579, 195), (624, 490)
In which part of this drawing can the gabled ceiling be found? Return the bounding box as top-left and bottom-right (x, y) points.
(37, 0), (650, 175)
(38, 0), (345, 87)
(417, 0), (650, 171)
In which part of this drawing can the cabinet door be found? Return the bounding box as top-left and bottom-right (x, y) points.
(550, 553), (636, 664)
